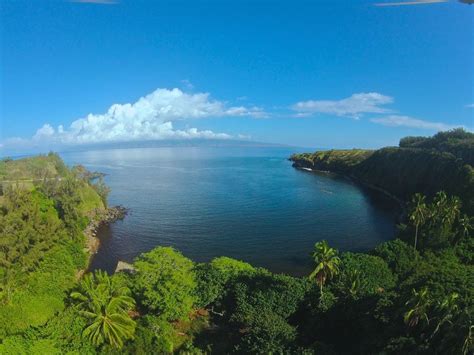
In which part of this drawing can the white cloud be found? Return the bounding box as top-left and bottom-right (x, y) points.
(33, 124), (55, 140)
(237, 134), (251, 140)
(466, 103), (474, 108)
(292, 92), (394, 119)
(374, 0), (447, 7)
(371, 115), (457, 131)
(4, 88), (265, 150)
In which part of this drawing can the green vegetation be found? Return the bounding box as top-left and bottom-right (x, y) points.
(0, 152), (66, 182)
(71, 271), (136, 348)
(134, 247), (196, 321)
(292, 149), (373, 174)
(291, 128), (474, 213)
(309, 240), (340, 296)
(409, 193), (428, 251)
(399, 128), (474, 166)
(0, 154), (107, 344)
(1, 130), (473, 354)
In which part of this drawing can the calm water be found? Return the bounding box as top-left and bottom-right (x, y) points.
(62, 147), (399, 276)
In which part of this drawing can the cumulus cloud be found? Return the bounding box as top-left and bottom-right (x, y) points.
(291, 92), (394, 119)
(33, 124), (56, 140)
(371, 115), (457, 131)
(4, 88), (266, 150)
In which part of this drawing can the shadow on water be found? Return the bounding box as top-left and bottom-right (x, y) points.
(88, 224), (118, 274)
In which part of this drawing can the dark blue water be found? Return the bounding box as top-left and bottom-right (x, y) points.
(62, 147), (399, 276)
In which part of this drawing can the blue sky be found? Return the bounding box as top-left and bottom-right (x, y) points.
(1, 0), (473, 153)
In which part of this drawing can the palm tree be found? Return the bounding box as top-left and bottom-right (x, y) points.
(456, 214), (473, 245)
(409, 193), (428, 251)
(429, 293), (474, 354)
(444, 196), (461, 224)
(309, 240), (341, 297)
(71, 271), (136, 349)
(404, 287), (431, 328)
(430, 293), (459, 340)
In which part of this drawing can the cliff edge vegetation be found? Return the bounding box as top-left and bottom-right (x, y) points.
(290, 129), (474, 213)
(0, 153), (109, 339)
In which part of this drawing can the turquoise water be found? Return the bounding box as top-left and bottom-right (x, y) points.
(62, 147), (399, 276)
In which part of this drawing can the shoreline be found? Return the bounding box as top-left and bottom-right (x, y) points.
(83, 205), (128, 266)
(293, 165), (406, 219)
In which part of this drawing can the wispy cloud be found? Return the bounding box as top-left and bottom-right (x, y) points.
(180, 79), (194, 90)
(466, 103), (474, 108)
(2, 88), (266, 150)
(69, 0), (118, 4)
(371, 115), (457, 131)
(291, 92), (394, 119)
(374, 0), (447, 6)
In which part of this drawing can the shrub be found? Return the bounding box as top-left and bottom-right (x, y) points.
(134, 247), (196, 320)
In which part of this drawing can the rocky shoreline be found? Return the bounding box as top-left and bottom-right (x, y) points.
(84, 205), (128, 255)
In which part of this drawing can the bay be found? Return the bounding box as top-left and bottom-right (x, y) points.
(62, 146), (399, 276)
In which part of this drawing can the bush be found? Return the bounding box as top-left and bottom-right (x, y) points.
(210, 256), (256, 281)
(229, 271), (309, 320)
(124, 315), (175, 355)
(236, 311), (297, 354)
(194, 257), (256, 308)
(134, 247), (196, 320)
(374, 239), (419, 278)
(193, 263), (225, 308)
(400, 249), (474, 306)
(222, 270), (308, 354)
(334, 252), (396, 298)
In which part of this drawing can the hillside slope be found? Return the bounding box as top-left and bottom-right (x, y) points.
(291, 129), (474, 213)
(0, 153), (107, 337)
(0, 153), (105, 212)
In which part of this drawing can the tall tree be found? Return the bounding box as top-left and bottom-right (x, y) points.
(456, 214), (473, 245)
(409, 193), (428, 251)
(71, 271), (136, 349)
(309, 240), (340, 297)
(92, 176), (111, 208)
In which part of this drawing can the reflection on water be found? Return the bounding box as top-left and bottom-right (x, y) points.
(62, 147), (400, 276)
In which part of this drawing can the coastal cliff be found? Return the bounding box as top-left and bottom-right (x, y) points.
(84, 206), (127, 255)
(0, 153), (125, 265)
(291, 130), (474, 212)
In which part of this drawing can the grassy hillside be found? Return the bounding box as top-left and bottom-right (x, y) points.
(291, 129), (474, 213)
(0, 154), (67, 181)
(291, 149), (373, 174)
(0, 153), (104, 212)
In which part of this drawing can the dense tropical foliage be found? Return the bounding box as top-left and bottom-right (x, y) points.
(1, 131), (473, 354)
(291, 128), (474, 213)
(70, 271), (136, 348)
